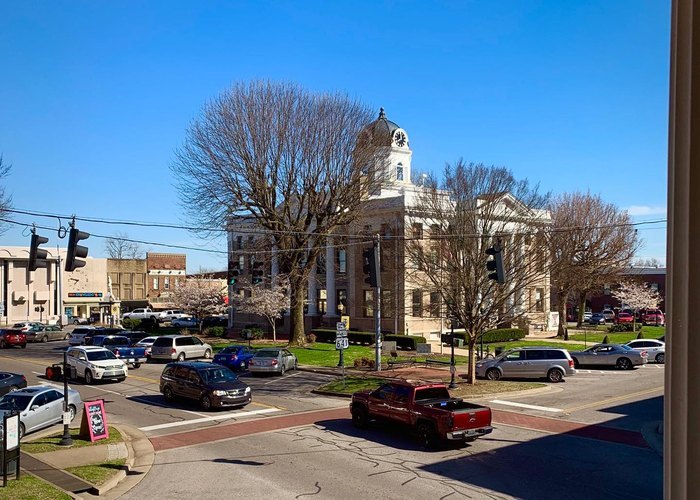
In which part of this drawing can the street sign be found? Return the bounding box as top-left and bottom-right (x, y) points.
(335, 338), (349, 350)
(336, 322), (347, 334)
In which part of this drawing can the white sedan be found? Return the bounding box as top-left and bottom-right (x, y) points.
(625, 339), (665, 363)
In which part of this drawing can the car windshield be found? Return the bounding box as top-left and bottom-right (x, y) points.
(220, 346), (241, 354)
(138, 338), (156, 345)
(200, 368), (237, 383)
(255, 350), (279, 358)
(0, 394), (32, 411)
(86, 350), (118, 361)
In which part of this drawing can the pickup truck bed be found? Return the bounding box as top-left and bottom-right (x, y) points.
(90, 335), (148, 368)
(351, 381), (492, 448)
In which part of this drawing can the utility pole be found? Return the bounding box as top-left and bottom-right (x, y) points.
(374, 235), (382, 371)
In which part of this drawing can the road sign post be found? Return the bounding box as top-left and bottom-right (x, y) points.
(336, 322), (348, 385)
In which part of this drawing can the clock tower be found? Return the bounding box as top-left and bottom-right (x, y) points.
(361, 108), (413, 188)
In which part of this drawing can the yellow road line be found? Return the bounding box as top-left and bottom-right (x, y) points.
(0, 355), (50, 367)
(128, 374), (160, 384)
(563, 386), (664, 413)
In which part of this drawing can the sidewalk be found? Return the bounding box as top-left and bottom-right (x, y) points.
(18, 423), (154, 498)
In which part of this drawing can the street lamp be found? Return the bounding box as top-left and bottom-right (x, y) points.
(59, 349), (73, 446)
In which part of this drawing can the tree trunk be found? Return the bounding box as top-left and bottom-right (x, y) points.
(577, 295), (586, 328)
(557, 289), (569, 340)
(289, 277), (306, 346)
(466, 336), (477, 385)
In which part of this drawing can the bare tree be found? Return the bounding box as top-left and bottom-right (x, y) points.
(234, 283), (290, 341)
(633, 257), (664, 267)
(405, 161), (550, 384)
(549, 192), (639, 338)
(104, 232), (144, 259)
(0, 156), (12, 235)
(172, 80), (386, 345)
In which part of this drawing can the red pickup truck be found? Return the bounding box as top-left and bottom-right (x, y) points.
(350, 380), (493, 448)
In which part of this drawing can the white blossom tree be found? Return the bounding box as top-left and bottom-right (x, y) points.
(234, 285), (289, 341)
(171, 276), (227, 329)
(612, 281), (661, 330)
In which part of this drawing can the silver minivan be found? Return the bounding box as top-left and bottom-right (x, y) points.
(150, 335), (213, 362)
(475, 347), (576, 383)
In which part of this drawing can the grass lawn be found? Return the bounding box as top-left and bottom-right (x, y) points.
(66, 459), (126, 486)
(568, 326), (665, 345)
(0, 473), (71, 500)
(318, 376), (545, 396)
(22, 426), (122, 454)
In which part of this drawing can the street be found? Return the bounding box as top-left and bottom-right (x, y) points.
(0, 340), (663, 499)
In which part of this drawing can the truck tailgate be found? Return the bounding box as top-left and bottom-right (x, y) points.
(452, 406), (492, 431)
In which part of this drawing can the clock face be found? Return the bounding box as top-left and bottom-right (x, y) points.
(393, 130), (407, 147)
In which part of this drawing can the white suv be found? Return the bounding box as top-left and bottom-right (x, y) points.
(66, 346), (128, 384)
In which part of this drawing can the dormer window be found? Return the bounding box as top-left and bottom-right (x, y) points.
(396, 163), (404, 181)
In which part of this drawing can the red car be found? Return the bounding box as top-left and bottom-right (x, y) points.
(0, 329), (27, 349)
(616, 312), (635, 324)
(642, 309), (666, 326)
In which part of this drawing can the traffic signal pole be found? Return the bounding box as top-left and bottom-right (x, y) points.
(374, 235), (382, 371)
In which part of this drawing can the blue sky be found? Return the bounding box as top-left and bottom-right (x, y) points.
(0, 1), (670, 272)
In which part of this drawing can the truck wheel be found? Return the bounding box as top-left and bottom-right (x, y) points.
(547, 369), (563, 383)
(417, 422), (437, 449)
(351, 406), (369, 428)
(85, 370), (94, 385)
(486, 368), (501, 381)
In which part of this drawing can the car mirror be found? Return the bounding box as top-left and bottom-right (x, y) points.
(30, 404), (40, 411)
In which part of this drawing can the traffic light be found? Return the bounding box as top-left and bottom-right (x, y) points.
(66, 227), (90, 272)
(228, 260), (240, 285)
(362, 247), (381, 288)
(28, 233), (49, 271)
(251, 261), (264, 285)
(485, 245), (505, 283)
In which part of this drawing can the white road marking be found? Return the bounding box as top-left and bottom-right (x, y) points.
(263, 371), (303, 385)
(128, 395), (210, 417)
(489, 399), (563, 413)
(138, 407), (280, 432)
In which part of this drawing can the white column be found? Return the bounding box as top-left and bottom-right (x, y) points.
(325, 238), (336, 317)
(307, 251), (318, 315)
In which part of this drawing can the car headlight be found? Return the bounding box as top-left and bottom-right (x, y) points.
(212, 390), (227, 396)
(245, 386), (251, 394)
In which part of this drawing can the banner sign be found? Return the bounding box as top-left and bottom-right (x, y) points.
(80, 400), (109, 442)
(68, 292), (103, 298)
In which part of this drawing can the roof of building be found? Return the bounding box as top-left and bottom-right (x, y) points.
(361, 108), (402, 147)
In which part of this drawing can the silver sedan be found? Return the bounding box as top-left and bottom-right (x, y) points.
(569, 343), (648, 370)
(625, 339), (665, 363)
(26, 325), (71, 343)
(248, 348), (298, 375)
(0, 385), (82, 440)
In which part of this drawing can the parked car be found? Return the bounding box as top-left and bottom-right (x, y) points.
(171, 317), (200, 328)
(350, 380), (493, 447)
(65, 346), (128, 384)
(134, 336), (158, 359)
(150, 335), (213, 362)
(68, 326), (96, 346)
(249, 348), (298, 375)
(13, 322), (44, 332)
(0, 329), (27, 349)
(90, 335), (148, 368)
(158, 310), (191, 322)
(82, 327), (126, 346)
(201, 315), (227, 329)
(160, 361), (252, 410)
(588, 313), (607, 325)
(121, 308), (158, 321)
(601, 309), (616, 322)
(122, 330), (149, 345)
(616, 312), (635, 324)
(0, 385), (81, 440)
(475, 347), (576, 383)
(626, 339), (665, 363)
(569, 343), (648, 370)
(583, 311), (592, 321)
(68, 316), (90, 325)
(642, 309), (666, 326)
(0, 372), (27, 396)
(213, 345), (256, 371)
(26, 325), (70, 343)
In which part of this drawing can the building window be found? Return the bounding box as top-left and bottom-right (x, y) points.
(337, 289), (347, 316)
(412, 289), (423, 317)
(317, 255), (326, 274)
(236, 236), (243, 250)
(381, 290), (394, 316)
(604, 284), (611, 295)
(396, 163), (404, 181)
(535, 288), (544, 312)
(317, 289), (327, 314)
(248, 236), (254, 247)
(651, 283), (659, 291)
(164, 277), (170, 289)
(338, 249), (347, 273)
(429, 292), (441, 317)
(412, 223), (423, 240)
(153, 278), (159, 290)
(238, 255), (245, 271)
(363, 290), (374, 317)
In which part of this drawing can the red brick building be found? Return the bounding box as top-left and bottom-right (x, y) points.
(146, 253), (187, 311)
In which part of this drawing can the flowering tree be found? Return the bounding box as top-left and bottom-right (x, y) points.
(234, 285), (289, 341)
(171, 276), (227, 328)
(612, 281), (661, 329)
